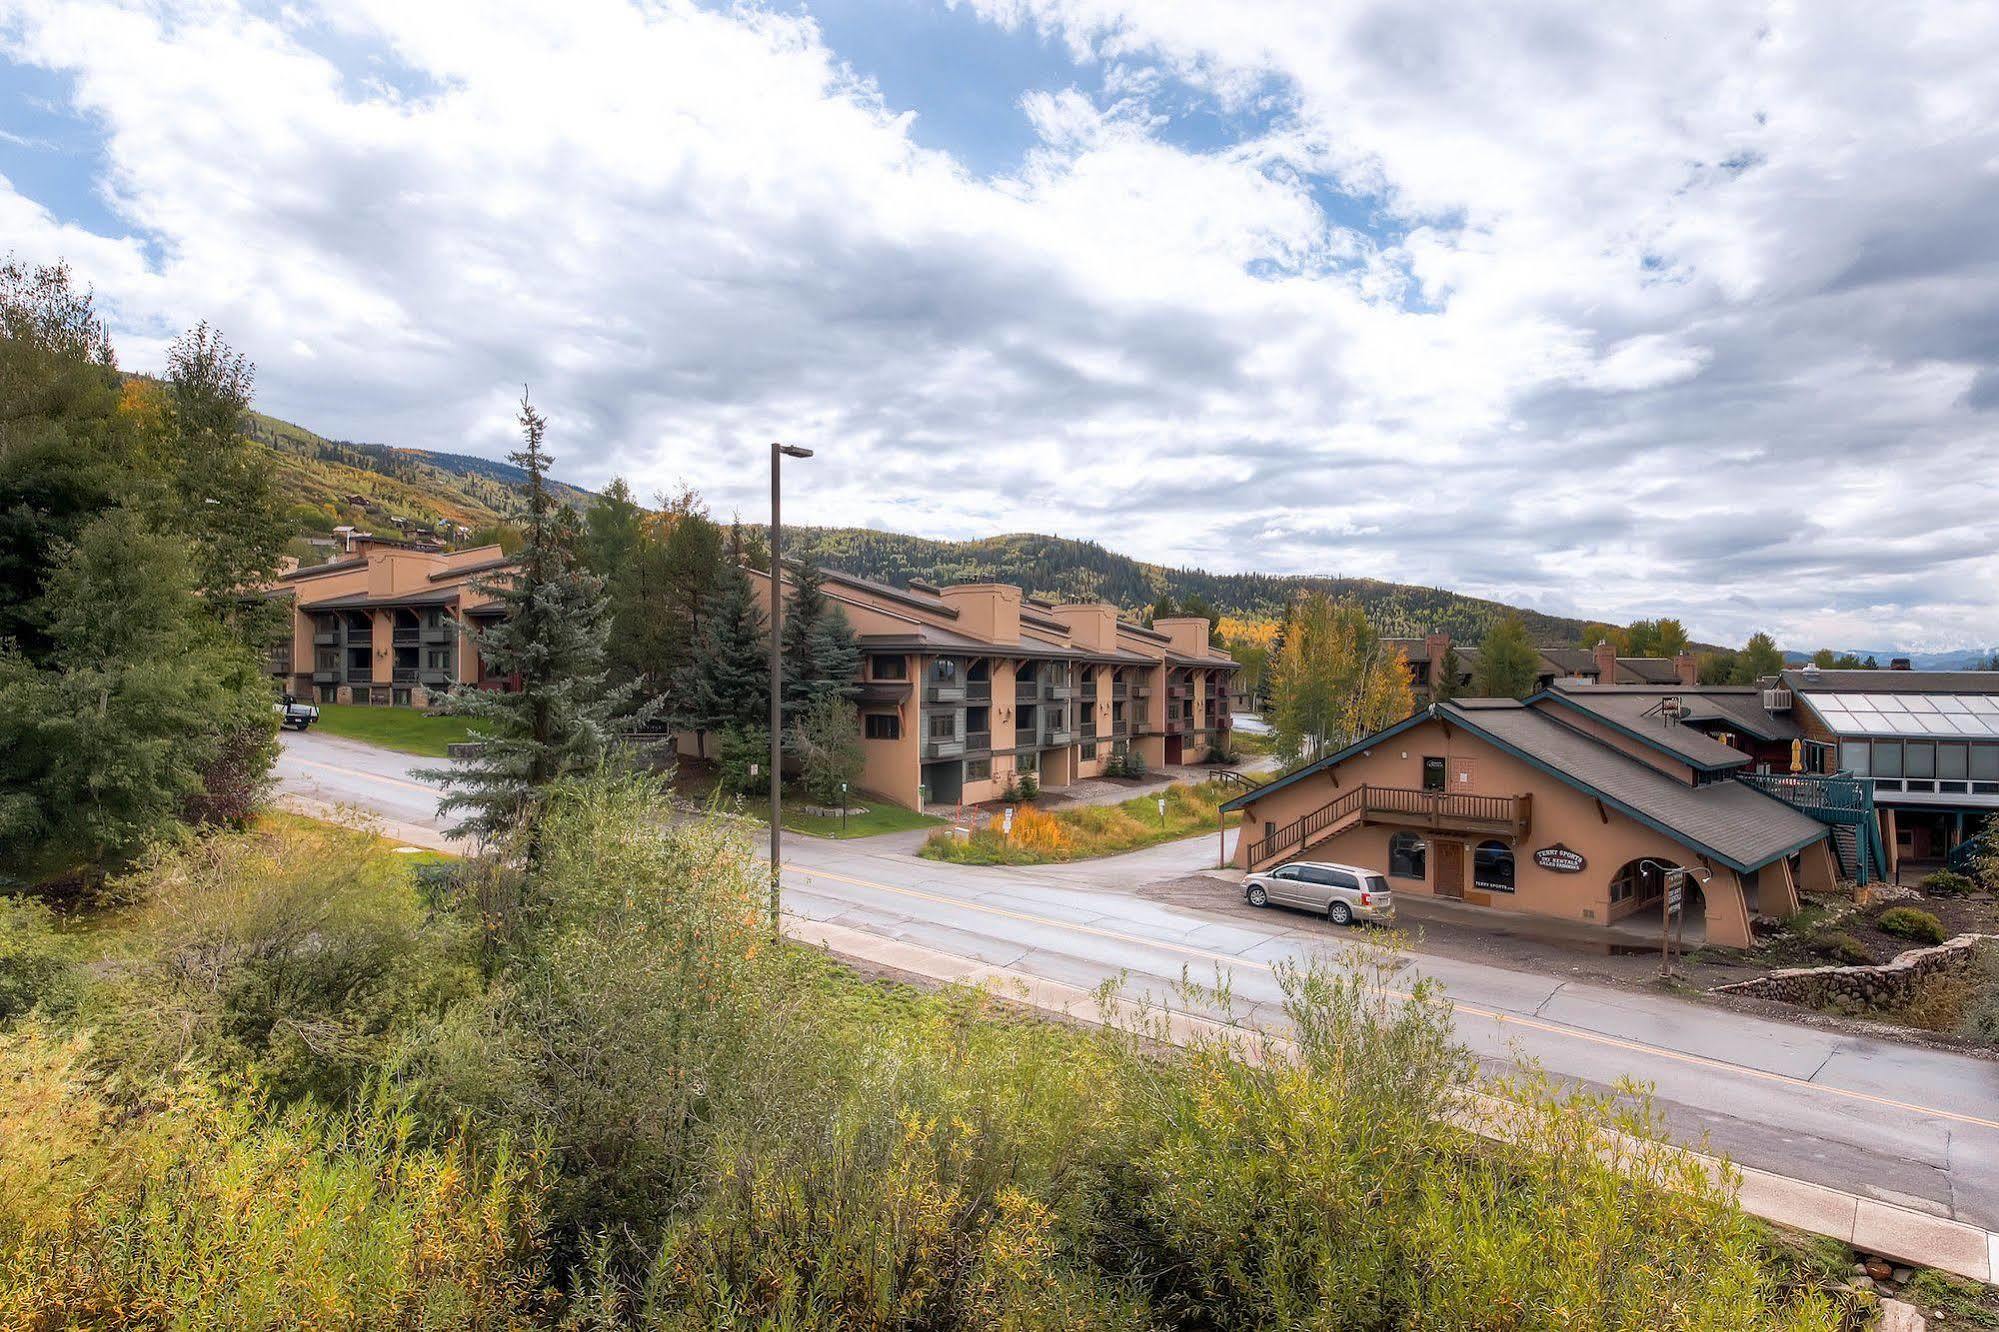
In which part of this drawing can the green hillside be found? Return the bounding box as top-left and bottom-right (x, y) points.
(242, 405), (1588, 641)
(244, 409), (592, 541)
(779, 527), (1590, 642)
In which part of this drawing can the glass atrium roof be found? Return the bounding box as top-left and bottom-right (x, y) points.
(1807, 692), (1999, 738)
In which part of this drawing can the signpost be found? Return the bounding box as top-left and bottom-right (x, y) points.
(1157, 794), (1167, 826)
(1002, 806), (1015, 838)
(840, 781), (848, 837)
(1661, 869), (1685, 977)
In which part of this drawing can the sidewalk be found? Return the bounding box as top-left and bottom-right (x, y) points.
(791, 912), (1999, 1287)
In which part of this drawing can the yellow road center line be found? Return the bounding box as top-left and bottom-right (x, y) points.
(790, 861), (1999, 1134)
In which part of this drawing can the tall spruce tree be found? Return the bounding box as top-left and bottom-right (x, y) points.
(421, 392), (647, 850)
(779, 556), (859, 728)
(682, 561), (770, 756)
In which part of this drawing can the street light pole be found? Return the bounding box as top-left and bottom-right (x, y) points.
(770, 441), (814, 939)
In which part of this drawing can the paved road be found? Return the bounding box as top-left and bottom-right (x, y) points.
(277, 730), (1999, 1230)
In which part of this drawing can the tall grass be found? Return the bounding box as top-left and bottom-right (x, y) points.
(0, 775), (1855, 1328)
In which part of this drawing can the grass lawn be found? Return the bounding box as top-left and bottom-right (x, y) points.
(920, 779), (1240, 865)
(309, 703), (479, 757)
(677, 772), (943, 840)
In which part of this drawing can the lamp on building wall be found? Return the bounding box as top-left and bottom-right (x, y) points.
(769, 442), (814, 939)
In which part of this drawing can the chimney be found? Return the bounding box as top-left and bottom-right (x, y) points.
(1593, 638), (1618, 682)
(1424, 631), (1450, 692)
(937, 583), (1020, 644)
(1890, 657), (1912, 671)
(1153, 616), (1212, 658)
(1051, 603), (1119, 652)
(1675, 651), (1698, 687)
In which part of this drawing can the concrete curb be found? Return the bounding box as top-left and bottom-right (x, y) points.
(788, 913), (1999, 1286)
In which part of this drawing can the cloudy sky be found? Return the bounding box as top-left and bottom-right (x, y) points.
(3, 0), (1996, 650)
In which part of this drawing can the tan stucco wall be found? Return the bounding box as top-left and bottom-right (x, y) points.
(1230, 715), (1791, 946)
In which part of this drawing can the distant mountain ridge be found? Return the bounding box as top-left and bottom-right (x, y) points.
(243, 407), (1640, 644)
(777, 527), (1592, 642)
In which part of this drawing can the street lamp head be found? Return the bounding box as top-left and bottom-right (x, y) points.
(776, 443), (814, 459)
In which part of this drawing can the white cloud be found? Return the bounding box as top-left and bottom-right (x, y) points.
(1, 0), (1996, 649)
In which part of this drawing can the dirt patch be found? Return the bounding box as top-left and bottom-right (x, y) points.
(1752, 891), (1999, 968)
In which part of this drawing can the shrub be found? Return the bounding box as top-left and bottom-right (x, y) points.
(93, 818), (478, 1104)
(1808, 930), (1871, 965)
(1018, 770), (1040, 801)
(713, 723), (769, 795)
(999, 770), (1020, 802)
(0, 897), (74, 1023)
(1123, 748), (1148, 779)
(1920, 868), (1976, 898)
(1877, 906), (1947, 945)
(1957, 948), (1999, 1048)
(0, 1026), (551, 1328)
(789, 694), (861, 806)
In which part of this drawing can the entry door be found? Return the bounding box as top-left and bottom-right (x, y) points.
(1434, 840), (1465, 899)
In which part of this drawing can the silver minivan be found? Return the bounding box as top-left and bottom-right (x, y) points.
(1243, 860), (1394, 926)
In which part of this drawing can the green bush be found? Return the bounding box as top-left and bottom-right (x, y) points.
(1920, 868), (1977, 897)
(1808, 930), (1871, 964)
(94, 818), (478, 1104)
(1957, 949), (1999, 1048)
(1877, 906), (1948, 945)
(1900, 1268), (1999, 1326)
(713, 723), (769, 795)
(0, 896), (75, 1022)
(1018, 770), (1040, 801)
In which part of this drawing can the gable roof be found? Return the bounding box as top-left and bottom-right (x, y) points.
(1437, 703), (1825, 872)
(1537, 687), (1751, 771)
(1224, 699), (1826, 873)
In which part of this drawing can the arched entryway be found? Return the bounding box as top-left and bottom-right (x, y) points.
(1606, 857), (1708, 946)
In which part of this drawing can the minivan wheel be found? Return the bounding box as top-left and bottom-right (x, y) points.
(1328, 901), (1354, 927)
(1246, 884), (1269, 908)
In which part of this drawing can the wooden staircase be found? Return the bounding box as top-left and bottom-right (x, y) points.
(1244, 784), (1531, 872)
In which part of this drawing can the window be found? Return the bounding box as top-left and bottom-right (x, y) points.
(1840, 742), (1871, 777)
(1422, 757), (1446, 792)
(966, 758), (991, 781)
(1938, 743), (1968, 781)
(864, 713), (900, 740)
(1081, 742), (1098, 761)
(1609, 858), (1667, 905)
(872, 655), (907, 680)
(928, 714), (956, 739)
(1473, 840), (1515, 893)
(1388, 832), (1427, 880)
(1017, 751), (1039, 775)
(1973, 745), (1999, 781)
(1906, 742), (1935, 779)
(1873, 740), (1903, 778)
(930, 657), (960, 683)
(1302, 866), (1358, 889)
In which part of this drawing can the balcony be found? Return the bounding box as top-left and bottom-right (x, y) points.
(313, 631), (338, 647)
(422, 625), (456, 643)
(1163, 717), (1189, 735)
(392, 629), (421, 647)
(966, 680), (992, 702)
(1131, 684), (1153, 698)
(1248, 785), (1533, 868)
(926, 682), (967, 704)
(964, 730), (992, 753)
(923, 735), (966, 760)
(1045, 727), (1074, 746)
(313, 668), (338, 684)
(1109, 685), (1128, 701)
(1044, 681), (1074, 701)
(1168, 684), (1192, 700)
(393, 667), (419, 684)
(1015, 681), (1040, 703)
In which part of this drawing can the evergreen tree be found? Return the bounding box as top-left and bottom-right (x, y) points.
(1729, 632), (1785, 684)
(0, 508), (272, 867)
(1472, 613), (1541, 699)
(1433, 644), (1464, 702)
(1145, 592), (1176, 627)
(779, 556), (859, 727)
(683, 562), (770, 754)
(156, 322), (289, 645)
(653, 488), (726, 722)
(420, 393), (648, 850)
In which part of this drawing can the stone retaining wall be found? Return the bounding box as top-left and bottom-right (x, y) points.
(1715, 934), (1996, 1008)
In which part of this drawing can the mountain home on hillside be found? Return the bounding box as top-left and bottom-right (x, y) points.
(709, 567), (1239, 811)
(264, 535), (517, 705)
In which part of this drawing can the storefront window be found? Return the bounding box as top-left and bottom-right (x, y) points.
(1473, 840), (1515, 893)
(1388, 832), (1427, 880)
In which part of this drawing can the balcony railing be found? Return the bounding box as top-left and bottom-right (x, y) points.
(926, 682), (966, 704)
(1015, 681), (1039, 702)
(1131, 683), (1153, 698)
(1247, 785), (1532, 868)
(964, 731), (991, 753)
(313, 668), (338, 684)
(1044, 681), (1074, 701)
(1168, 684), (1192, 699)
(313, 631), (337, 647)
(1045, 727), (1074, 747)
(966, 680), (992, 702)
(392, 629), (421, 647)
(393, 667), (419, 684)
(1163, 717), (1189, 735)
(923, 736), (966, 760)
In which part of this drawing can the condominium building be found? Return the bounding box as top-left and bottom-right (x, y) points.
(733, 568), (1239, 810)
(264, 535), (516, 706)
(1389, 632), (1699, 699)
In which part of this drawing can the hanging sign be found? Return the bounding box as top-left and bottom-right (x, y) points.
(1532, 844), (1587, 874)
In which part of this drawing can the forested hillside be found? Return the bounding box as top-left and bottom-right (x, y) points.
(778, 527), (1590, 642)
(243, 409), (592, 539)
(241, 405), (1588, 639)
